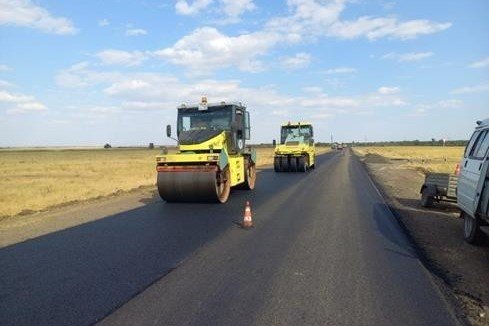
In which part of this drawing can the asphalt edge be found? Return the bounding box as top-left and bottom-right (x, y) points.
(350, 149), (468, 326)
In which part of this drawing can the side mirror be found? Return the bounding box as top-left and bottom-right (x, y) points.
(310, 138), (314, 144)
(166, 125), (171, 138)
(272, 139), (276, 146)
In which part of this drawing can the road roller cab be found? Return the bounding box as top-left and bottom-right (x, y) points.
(273, 122), (316, 172)
(156, 98), (257, 203)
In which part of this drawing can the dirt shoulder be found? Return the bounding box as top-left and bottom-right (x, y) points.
(0, 163), (277, 248)
(355, 151), (489, 325)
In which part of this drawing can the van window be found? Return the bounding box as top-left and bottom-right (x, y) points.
(464, 131), (480, 158)
(474, 131), (489, 159)
(469, 130), (488, 159)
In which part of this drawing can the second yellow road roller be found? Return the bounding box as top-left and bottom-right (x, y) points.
(156, 97), (256, 203)
(273, 122), (316, 172)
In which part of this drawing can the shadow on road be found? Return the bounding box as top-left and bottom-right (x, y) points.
(0, 152), (337, 326)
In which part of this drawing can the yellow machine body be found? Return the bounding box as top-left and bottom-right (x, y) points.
(274, 122), (316, 172)
(156, 101), (256, 203)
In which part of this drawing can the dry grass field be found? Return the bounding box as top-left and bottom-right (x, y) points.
(0, 146), (329, 219)
(353, 146), (465, 174)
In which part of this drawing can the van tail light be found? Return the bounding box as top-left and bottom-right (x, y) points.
(454, 163), (461, 176)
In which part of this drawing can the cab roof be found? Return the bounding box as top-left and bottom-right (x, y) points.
(177, 101), (245, 110)
(281, 121), (312, 127)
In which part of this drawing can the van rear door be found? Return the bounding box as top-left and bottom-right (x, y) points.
(458, 130), (489, 214)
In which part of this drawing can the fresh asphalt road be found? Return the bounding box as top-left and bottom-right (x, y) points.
(0, 150), (458, 325)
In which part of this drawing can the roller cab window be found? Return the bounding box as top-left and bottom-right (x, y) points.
(280, 125), (313, 144)
(177, 106), (232, 136)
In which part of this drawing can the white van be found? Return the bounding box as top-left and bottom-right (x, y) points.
(458, 118), (489, 244)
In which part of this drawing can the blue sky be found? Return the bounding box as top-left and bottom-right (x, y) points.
(0, 0), (488, 146)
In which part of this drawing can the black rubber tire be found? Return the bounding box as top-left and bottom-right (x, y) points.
(289, 157), (298, 172)
(216, 167), (231, 203)
(274, 157), (280, 172)
(280, 157), (289, 172)
(463, 211), (484, 245)
(237, 161), (256, 190)
(420, 189), (434, 208)
(298, 156), (308, 172)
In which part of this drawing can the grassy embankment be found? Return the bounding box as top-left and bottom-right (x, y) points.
(353, 146), (465, 174)
(0, 146), (329, 219)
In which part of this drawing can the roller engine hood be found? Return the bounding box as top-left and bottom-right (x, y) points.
(178, 129), (224, 145)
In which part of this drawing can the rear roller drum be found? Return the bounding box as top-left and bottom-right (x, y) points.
(237, 161), (256, 190)
(216, 167), (231, 202)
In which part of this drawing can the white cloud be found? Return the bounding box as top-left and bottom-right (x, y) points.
(469, 56), (489, 69)
(16, 102), (46, 111)
(0, 0), (77, 35)
(267, 0), (450, 41)
(328, 18), (451, 40)
(220, 0), (255, 19)
(302, 86), (323, 93)
(153, 27), (279, 73)
(158, 0), (449, 74)
(280, 53), (311, 70)
(88, 106), (119, 113)
(55, 62), (122, 88)
(126, 28), (147, 36)
(0, 80), (13, 88)
(0, 87), (47, 114)
(438, 99), (463, 108)
(377, 86), (400, 95)
(324, 67), (356, 74)
(0, 64), (11, 72)
(55, 62), (410, 120)
(175, 0), (213, 15)
(382, 51), (433, 62)
(98, 18), (110, 27)
(0, 90), (33, 103)
(451, 83), (489, 95)
(96, 50), (147, 67)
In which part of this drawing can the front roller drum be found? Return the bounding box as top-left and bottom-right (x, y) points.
(157, 166), (231, 203)
(289, 157), (298, 172)
(274, 157), (281, 172)
(280, 156), (289, 172)
(298, 156), (308, 172)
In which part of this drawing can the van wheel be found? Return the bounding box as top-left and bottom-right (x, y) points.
(420, 189), (434, 208)
(463, 211), (484, 245)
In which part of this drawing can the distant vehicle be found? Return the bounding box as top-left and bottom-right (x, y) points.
(331, 142), (338, 150)
(458, 119), (489, 244)
(337, 143), (344, 150)
(273, 122), (315, 172)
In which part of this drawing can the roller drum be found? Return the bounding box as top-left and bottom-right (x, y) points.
(280, 156), (289, 172)
(157, 169), (229, 203)
(289, 157), (298, 172)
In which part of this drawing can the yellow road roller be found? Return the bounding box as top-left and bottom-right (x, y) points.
(156, 98), (256, 203)
(273, 122), (315, 172)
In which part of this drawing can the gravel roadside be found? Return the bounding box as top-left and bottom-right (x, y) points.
(356, 152), (489, 326)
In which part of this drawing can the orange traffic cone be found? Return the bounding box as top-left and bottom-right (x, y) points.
(454, 163), (460, 176)
(242, 201), (253, 229)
